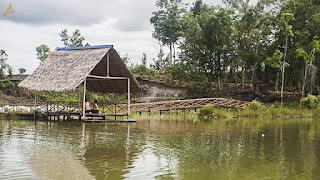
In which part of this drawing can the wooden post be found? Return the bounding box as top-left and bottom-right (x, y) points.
(63, 90), (66, 110)
(82, 79), (86, 119)
(79, 84), (81, 112)
(34, 91), (37, 118)
(46, 102), (49, 120)
(107, 52), (110, 77)
(128, 78), (130, 119)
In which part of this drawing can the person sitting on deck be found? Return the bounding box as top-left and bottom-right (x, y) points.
(92, 99), (99, 113)
(83, 98), (91, 113)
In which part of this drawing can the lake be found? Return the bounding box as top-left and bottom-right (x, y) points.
(0, 118), (320, 179)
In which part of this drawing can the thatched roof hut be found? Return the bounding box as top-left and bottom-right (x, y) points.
(18, 45), (141, 94)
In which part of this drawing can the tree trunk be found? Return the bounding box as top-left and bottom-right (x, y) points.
(235, 68), (237, 85)
(302, 65), (307, 98)
(281, 34), (288, 107)
(173, 43), (175, 65)
(169, 44), (173, 66)
(275, 71), (279, 91)
(218, 77), (222, 91)
(242, 66), (245, 89)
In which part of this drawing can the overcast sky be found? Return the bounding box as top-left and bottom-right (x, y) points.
(0, 0), (253, 74)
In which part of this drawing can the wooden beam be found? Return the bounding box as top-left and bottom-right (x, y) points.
(87, 75), (129, 80)
(107, 51), (110, 77)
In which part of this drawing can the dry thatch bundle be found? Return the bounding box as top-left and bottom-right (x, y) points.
(18, 45), (141, 93)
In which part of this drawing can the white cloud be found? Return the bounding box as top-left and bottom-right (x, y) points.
(0, 0), (249, 74)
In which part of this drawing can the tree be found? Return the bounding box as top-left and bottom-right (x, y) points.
(150, 0), (186, 65)
(295, 36), (320, 97)
(224, 0), (256, 90)
(266, 50), (289, 91)
(59, 29), (85, 47)
(190, 0), (206, 16)
(278, 13), (295, 107)
(141, 53), (147, 66)
(7, 66), (13, 77)
(0, 50), (9, 79)
(18, 68), (26, 74)
(152, 48), (170, 73)
(179, 6), (233, 90)
(35, 44), (51, 63)
(121, 53), (131, 65)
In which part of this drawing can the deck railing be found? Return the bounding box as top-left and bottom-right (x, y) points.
(0, 98), (252, 114)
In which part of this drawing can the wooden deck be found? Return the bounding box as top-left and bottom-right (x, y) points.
(0, 98), (253, 122)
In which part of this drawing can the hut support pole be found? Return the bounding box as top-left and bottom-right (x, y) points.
(79, 84), (81, 112)
(82, 79), (87, 119)
(128, 78), (130, 119)
(34, 91), (37, 118)
(64, 90), (66, 110)
(107, 52), (110, 77)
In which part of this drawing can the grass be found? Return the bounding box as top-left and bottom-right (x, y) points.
(196, 105), (320, 119)
(1, 102), (320, 121)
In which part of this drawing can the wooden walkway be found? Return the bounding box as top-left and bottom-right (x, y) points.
(0, 98), (251, 120)
(128, 98), (250, 113)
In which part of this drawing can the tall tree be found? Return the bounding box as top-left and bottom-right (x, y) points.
(224, 0), (256, 90)
(141, 53), (147, 67)
(59, 29), (85, 47)
(295, 36), (320, 97)
(179, 6), (232, 89)
(0, 50), (9, 79)
(35, 44), (51, 63)
(150, 0), (186, 65)
(279, 13), (295, 107)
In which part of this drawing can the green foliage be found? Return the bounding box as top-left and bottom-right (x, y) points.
(300, 94), (320, 109)
(0, 50), (9, 79)
(121, 53), (131, 65)
(18, 68), (26, 74)
(248, 99), (264, 110)
(7, 66), (13, 77)
(59, 29), (85, 47)
(6, 81), (15, 88)
(131, 98), (142, 104)
(141, 53), (147, 66)
(198, 105), (214, 116)
(150, 0), (186, 64)
(35, 44), (51, 63)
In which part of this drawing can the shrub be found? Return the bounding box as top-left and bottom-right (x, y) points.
(131, 98), (142, 103)
(300, 94), (320, 109)
(6, 81), (15, 88)
(198, 105), (214, 116)
(248, 99), (263, 110)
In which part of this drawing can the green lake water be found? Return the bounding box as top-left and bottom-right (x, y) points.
(0, 118), (320, 179)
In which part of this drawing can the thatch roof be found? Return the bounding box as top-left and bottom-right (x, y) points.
(18, 45), (141, 93)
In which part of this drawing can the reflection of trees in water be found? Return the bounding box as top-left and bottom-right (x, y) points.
(1, 119), (320, 179)
(129, 119), (320, 179)
(82, 123), (148, 180)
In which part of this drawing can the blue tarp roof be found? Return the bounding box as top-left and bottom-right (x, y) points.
(57, 45), (113, 50)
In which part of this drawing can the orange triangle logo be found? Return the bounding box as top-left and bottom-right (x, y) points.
(3, 3), (16, 17)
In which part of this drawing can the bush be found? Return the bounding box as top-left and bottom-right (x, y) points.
(248, 99), (263, 110)
(198, 105), (214, 116)
(300, 94), (320, 109)
(131, 98), (142, 103)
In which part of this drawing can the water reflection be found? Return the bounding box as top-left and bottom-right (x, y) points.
(1, 119), (320, 179)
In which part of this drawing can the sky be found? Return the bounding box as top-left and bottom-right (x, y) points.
(0, 0), (254, 74)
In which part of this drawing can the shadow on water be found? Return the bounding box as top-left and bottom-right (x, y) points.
(0, 118), (320, 179)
